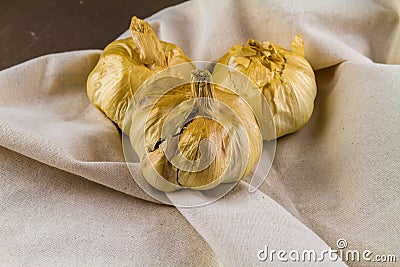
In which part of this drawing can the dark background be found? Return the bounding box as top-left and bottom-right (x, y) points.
(0, 0), (187, 70)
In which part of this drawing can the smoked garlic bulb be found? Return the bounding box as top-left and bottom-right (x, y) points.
(129, 70), (262, 192)
(214, 35), (317, 139)
(87, 17), (191, 133)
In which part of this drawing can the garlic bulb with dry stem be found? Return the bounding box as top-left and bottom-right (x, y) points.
(213, 35), (317, 139)
(87, 17), (191, 133)
(129, 69), (263, 192)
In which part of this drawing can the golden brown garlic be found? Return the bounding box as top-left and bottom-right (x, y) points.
(213, 35), (317, 139)
(86, 17), (316, 193)
(130, 70), (262, 192)
(87, 16), (191, 133)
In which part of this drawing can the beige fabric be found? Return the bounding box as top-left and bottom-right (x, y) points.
(0, 146), (221, 266)
(1, 0), (399, 265)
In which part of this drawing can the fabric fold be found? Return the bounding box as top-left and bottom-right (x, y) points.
(0, 51), (155, 202)
(171, 182), (346, 266)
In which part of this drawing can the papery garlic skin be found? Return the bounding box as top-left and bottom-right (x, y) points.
(214, 35), (317, 139)
(87, 17), (191, 133)
(130, 70), (263, 192)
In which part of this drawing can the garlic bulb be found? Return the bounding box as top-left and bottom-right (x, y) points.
(129, 69), (263, 192)
(87, 17), (191, 133)
(213, 35), (317, 139)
